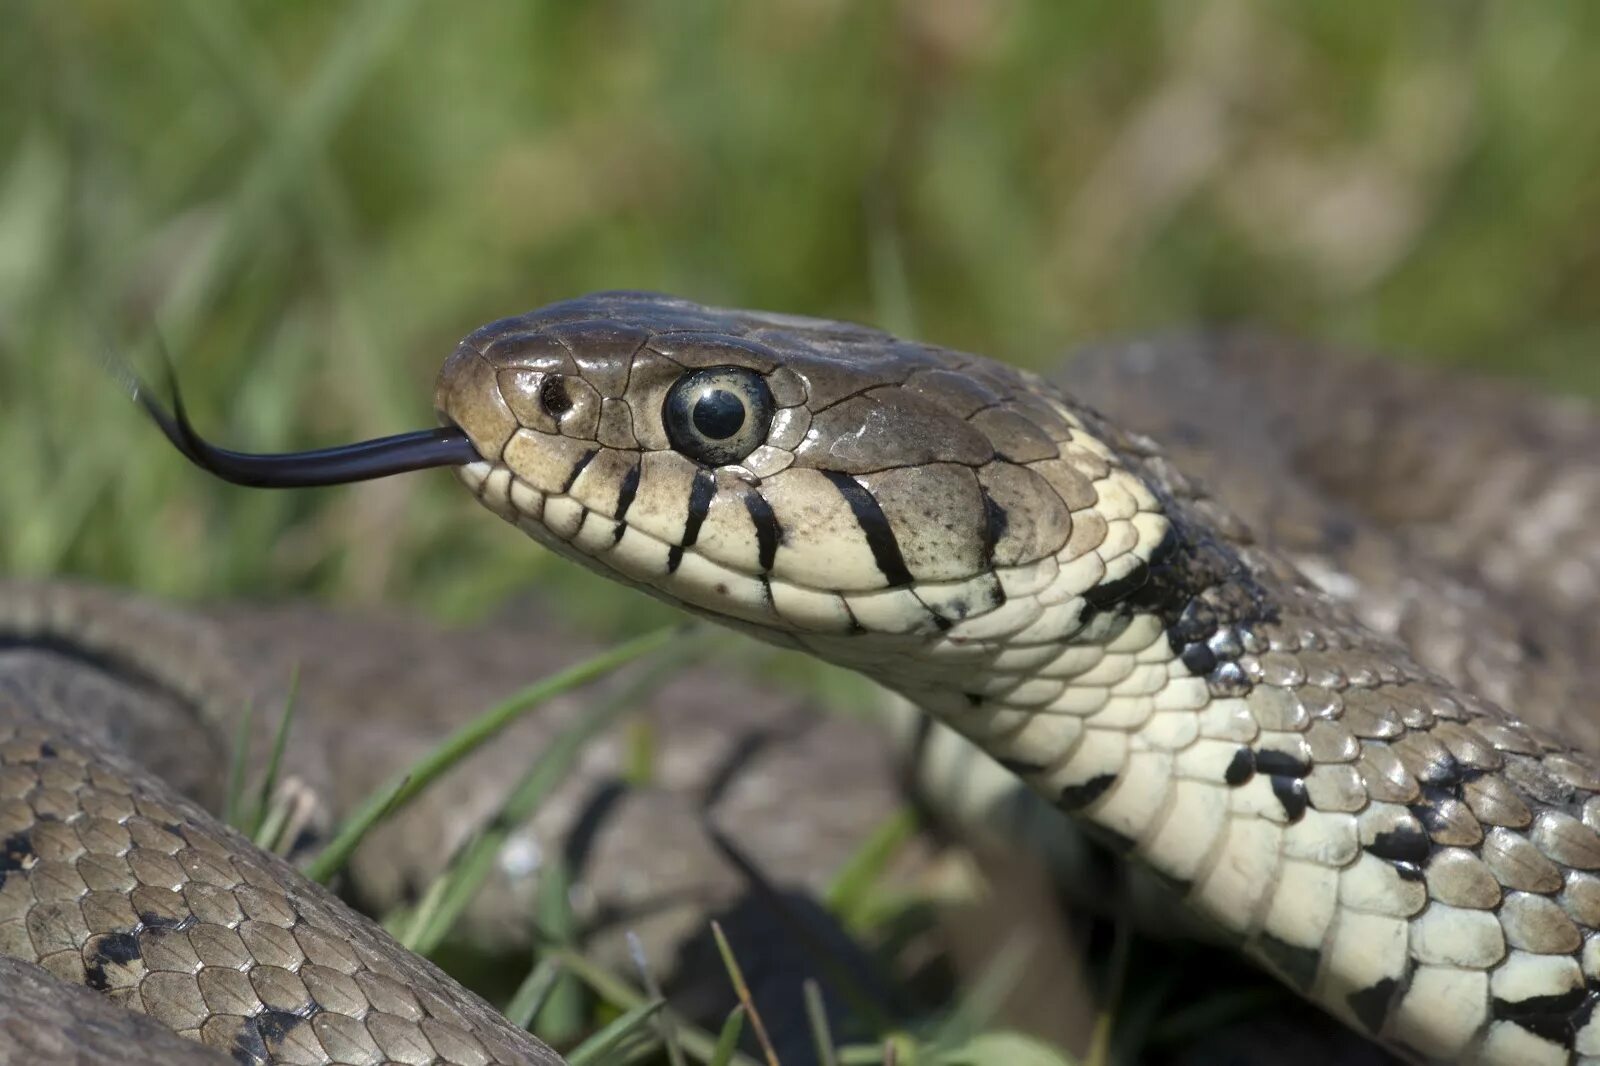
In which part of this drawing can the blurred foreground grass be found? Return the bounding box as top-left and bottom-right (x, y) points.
(3, 3), (1600, 1061)
(3, 0), (1597, 617)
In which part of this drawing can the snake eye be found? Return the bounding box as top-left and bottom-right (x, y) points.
(662, 366), (775, 467)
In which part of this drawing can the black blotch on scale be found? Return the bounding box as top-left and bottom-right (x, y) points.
(744, 490), (782, 572)
(230, 1021), (269, 1066)
(1366, 826), (1431, 866)
(560, 448), (597, 494)
(0, 831), (32, 888)
(611, 459), (642, 545)
(1347, 973), (1405, 1034)
(257, 1004), (322, 1046)
(83, 931), (141, 990)
(137, 910), (197, 935)
(1270, 776), (1309, 823)
(980, 488), (1009, 564)
(667, 468), (717, 574)
(1258, 934), (1321, 992)
(1058, 773), (1117, 811)
(1224, 748), (1255, 786)
(822, 470), (914, 588)
(1493, 985), (1590, 1047)
(1083, 558), (1153, 610)
(1180, 641), (1217, 675)
(1254, 750), (1310, 778)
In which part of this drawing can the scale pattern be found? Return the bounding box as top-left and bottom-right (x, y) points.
(436, 291), (1600, 1065)
(0, 667), (564, 1065)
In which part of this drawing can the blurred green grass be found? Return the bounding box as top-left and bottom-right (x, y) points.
(4, 0), (1597, 620)
(6, 4), (1600, 1061)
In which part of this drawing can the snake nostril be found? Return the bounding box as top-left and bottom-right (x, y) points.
(539, 375), (573, 417)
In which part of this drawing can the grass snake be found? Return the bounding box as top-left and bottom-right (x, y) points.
(4, 291), (1599, 1064)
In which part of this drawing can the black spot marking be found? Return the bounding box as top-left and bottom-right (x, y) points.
(1497, 979), (1587, 1037)
(1392, 861), (1425, 883)
(1208, 661), (1252, 697)
(744, 489), (782, 572)
(1347, 976), (1400, 1033)
(1258, 934), (1321, 991)
(821, 470), (914, 588)
(1412, 750), (1464, 789)
(1270, 775), (1309, 823)
(614, 460), (642, 523)
(1367, 826), (1431, 866)
(964, 692), (984, 707)
(94, 931), (140, 965)
(38, 742), (57, 758)
(559, 448), (597, 494)
(1254, 750), (1310, 778)
(0, 831), (31, 888)
(681, 468), (716, 548)
(667, 468), (718, 574)
(1179, 641), (1216, 675)
(257, 1004), (322, 1047)
(83, 931), (141, 991)
(1083, 559), (1152, 609)
(229, 1018), (269, 1066)
(980, 488), (1008, 563)
(539, 375), (573, 416)
(137, 910), (197, 935)
(1058, 773), (1117, 811)
(1224, 748), (1255, 786)
(1, 831), (31, 869)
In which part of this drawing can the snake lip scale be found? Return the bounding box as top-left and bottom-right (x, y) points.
(112, 289), (1600, 1065)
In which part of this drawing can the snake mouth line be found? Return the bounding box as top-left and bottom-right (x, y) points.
(127, 365), (480, 487)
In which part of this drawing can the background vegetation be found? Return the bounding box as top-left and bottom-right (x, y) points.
(4, 0), (1597, 615)
(3, 2), (1598, 1062)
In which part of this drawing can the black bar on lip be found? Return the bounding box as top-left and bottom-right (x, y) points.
(131, 372), (479, 489)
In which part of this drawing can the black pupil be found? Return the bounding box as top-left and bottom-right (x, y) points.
(691, 389), (745, 440)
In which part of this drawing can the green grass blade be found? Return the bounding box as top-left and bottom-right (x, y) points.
(402, 647), (707, 954)
(532, 858), (583, 1045)
(628, 931), (685, 1066)
(805, 978), (839, 1066)
(505, 957), (564, 1031)
(222, 699), (255, 829)
(252, 793), (293, 852)
(304, 625), (685, 883)
(566, 999), (665, 1066)
(824, 807), (917, 927)
(249, 667), (300, 837)
(546, 947), (761, 1066)
(711, 921), (780, 1066)
(708, 1007), (747, 1066)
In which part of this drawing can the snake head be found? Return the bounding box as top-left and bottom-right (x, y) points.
(434, 291), (1171, 666)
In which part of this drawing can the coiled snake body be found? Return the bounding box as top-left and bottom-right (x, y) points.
(5, 291), (1600, 1064)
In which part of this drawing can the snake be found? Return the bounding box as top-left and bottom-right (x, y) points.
(5, 290), (1599, 1064)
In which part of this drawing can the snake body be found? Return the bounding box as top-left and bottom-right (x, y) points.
(432, 293), (1600, 1065)
(4, 292), (1599, 1063)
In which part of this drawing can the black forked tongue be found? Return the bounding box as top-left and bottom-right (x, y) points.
(120, 360), (479, 489)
